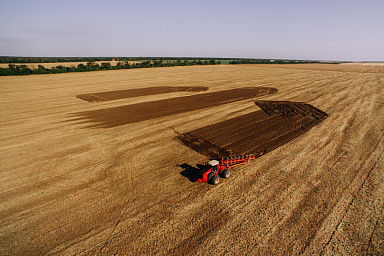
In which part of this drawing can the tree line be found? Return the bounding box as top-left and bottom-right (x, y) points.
(0, 56), (328, 64)
(0, 56), (224, 63)
(0, 57), (115, 63)
(228, 59), (321, 64)
(0, 59), (221, 76)
(0, 56), (336, 76)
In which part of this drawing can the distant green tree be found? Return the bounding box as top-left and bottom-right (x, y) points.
(116, 62), (123, 69)
(100, 62), (111, 70)
(8, 64), (16, 70)
(87, 61), (95, 67)
(77, 63), (86, 70)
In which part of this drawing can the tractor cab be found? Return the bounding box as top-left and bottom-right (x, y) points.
(198, 160), (218, 176)
(208, 160), (219, 172)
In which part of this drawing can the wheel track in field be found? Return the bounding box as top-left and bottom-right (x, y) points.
(320, 145), (384, 255)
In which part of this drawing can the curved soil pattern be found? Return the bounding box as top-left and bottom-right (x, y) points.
(71, 87), (277, 128)
(77, 86), (209, 102)
(0, 64), (383, 255)
(179, 101), (328, 159)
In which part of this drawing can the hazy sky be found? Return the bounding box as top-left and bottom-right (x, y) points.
(0, 0), (383, 61)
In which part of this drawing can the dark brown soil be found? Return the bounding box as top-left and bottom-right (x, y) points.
(178, 101), (328, 158)
(177, 133), (234, 159)
(76, 86), (209, 102)
(71, 87), (278, 128)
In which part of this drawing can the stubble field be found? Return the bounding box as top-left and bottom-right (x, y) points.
(1, 64), (383, 255)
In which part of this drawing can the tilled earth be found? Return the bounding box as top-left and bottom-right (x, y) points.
(76, 86), (210, 102)
(179, 101), (328, 159)
(71, 87), (277, 128)
(0, 64), (383, 255)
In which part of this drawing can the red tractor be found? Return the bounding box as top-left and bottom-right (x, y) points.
(197, 155), (258, 185)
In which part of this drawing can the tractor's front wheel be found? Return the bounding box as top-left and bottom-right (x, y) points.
(220, 169), (230, 179)
(210, 174), (220, 185)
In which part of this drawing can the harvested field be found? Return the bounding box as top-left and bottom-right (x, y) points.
(179, 101), (328, 159)
(1, 64), (384, 255)
(277, 63), (384, 73)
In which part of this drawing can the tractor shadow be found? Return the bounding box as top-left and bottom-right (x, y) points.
(178, 163), (206, 182)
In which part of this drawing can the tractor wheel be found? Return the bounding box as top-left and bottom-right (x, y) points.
(207, 173), (215, 182)
(221, 169), (230, 179)
(210, 174), (220, 185)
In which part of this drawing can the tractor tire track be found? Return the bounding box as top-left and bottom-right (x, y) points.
(321, 147), (384, 255)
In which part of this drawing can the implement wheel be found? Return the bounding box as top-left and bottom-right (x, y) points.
(210, 174), (220, 185)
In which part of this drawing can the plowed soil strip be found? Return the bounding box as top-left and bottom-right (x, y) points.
(178, 101), (328, 158)
(70, 87), (277, 128)
(76, 86), (209, 102)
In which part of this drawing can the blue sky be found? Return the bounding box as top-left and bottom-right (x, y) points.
(0, 0), (383, 61)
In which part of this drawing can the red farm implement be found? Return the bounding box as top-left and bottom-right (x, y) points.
(197, 154), (258, 185)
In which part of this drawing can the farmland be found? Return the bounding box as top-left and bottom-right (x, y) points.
(1, 64), (383, 255)
(0, 61), (124, 69)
